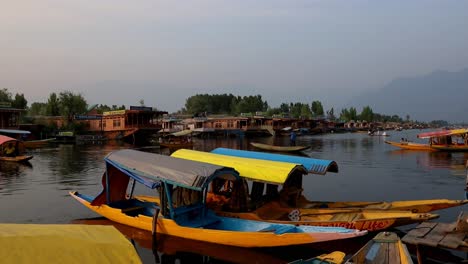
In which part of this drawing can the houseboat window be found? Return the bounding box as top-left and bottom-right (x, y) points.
(215, 122), (222, 128)
(113, 119), (121, 128)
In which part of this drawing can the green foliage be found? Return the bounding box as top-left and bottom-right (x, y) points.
(300, 104), (312, 118)
(46, 93), (60, 116)
(311, 101), (324, 117)
(184, 94), (267, 116)
(429, 120), (449, 127)
(12, 93), (28, 109)
(279, 103), (290, 113)
(359, 106), (374, 122)
(233, 95), (268, 115)
(373, 113), (403, 123)
(339, 107), (358, 122)
(0, 88), (12, 102)
(94, 104), (125, 114)
(58, 91), (88, 120)
(29, 102), (47, 116)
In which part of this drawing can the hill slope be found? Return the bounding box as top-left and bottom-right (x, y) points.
(348, 68), (468, 122)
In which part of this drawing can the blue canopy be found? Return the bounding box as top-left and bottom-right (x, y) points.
(211, 148), (338, 175)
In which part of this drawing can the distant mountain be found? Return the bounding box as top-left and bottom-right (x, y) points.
(348, 68), (468, 123)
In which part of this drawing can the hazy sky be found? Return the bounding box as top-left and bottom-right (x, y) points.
(2, 0), (467, 113)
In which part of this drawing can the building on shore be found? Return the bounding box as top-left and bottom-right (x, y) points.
(0, 102), (24, 129)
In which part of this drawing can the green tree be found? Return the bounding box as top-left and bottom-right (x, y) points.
(29, 102), (47, 116)
(311, 101), (324, 117)
(300, 104), (312, 118)
(58, 91), (88, 121)
(12, 93), (28, 109)
(0, 88), (12, 103)
(279, 103), (290, 114)
(359, 106), (374, 122)
(46, 93), (61, 116)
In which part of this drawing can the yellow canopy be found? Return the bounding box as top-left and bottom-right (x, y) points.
(171, 149), (307, 184)
(0, 224), (142, 264)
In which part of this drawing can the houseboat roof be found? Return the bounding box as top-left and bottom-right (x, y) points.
(417, 128), (468, 139)
(211, 148), (339, 175)
(171, 149), (307, 185)
(105, 149), (239, 191)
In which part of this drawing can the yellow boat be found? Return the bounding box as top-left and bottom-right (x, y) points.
(70, 149), (366, 248)
(417, 128), (468, 152)
(345, 232), (413, 264)
(0, 223), (142, 264)
(384, 140), (435, 151)
(164, 149), (440, 231)
(208, 148), (468, 213)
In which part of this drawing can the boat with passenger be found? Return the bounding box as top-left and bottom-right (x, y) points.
(417, 128), (468, 152)
(165, 149), (438, 231)
(0, 135), (33, 162)
(209, 148), (468, 213)
(70, 149), (366, 248)
(384, 140), (435, 151)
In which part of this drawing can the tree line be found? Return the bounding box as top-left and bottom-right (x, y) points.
(2, 88), (413, 124)
(181, 93), (408, 123)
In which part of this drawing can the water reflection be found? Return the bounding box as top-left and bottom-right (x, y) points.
(0, 161), (32, 195)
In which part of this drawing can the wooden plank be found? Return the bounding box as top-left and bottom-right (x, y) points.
(406, 222), (437, 238)
(439, 232), (466, 249)
(417, 223), (447, 247)
(387, 243), (399, 264)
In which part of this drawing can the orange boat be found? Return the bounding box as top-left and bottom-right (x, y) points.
(384, 140), (435, 151)
(418, 128), (468, 152)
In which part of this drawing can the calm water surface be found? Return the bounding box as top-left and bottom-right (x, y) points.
(1, 130), (467, 263)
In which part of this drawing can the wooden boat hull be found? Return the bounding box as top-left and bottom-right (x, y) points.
(160, 142), (194, 150)
(385, 140), (436, 151)
(430, 145), (468, 152)
(23, 138), (55, 148)
(297, 197), (468, 213)
(250, 142), (310, 152)
(0, 155), (33, 162)
(136, 196), (437, 231)
(70, 191), (365, 247)
(345, 232), (413, 264)
(290, 251), (345, 264)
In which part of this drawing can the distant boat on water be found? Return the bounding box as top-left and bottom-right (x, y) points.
(250, 142), (310, 153)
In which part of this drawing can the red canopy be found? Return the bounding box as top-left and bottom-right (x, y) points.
(0, 135), (18, 146)
(417, 128), (468, 139)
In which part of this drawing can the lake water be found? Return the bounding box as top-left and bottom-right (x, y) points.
(1, 129), (467, 263)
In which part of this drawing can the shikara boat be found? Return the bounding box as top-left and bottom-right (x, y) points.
(345, 232), (413, 264)
(0, 223), (142, 263)
(417, 128), (468, 152)
(23, 138), (56, 148)
(159, 129), (194, 150)
(70, 149), (366, 248)
(0, 135), (33, 162)
(250, 142), (310, 152)
(167, 149), (439, 231)
(384, 140), (435, 151)
(209, 148), (468, 213)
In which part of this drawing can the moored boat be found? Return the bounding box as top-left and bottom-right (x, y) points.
(168, 149), (439, 231)
(209, 148), (468, 213)
(417, 128), (468, 152)
(0, 223), (142, 263)
(345, 232), (413, 264)
(159, 129), (194, 150)
(0, 135), (33, 162)
(250, 142), (310, 152)
(384, 140), (435, 151)
(70, 149), (367, 248)
(289, 251), (346, 264)
(23, 138), (56, 148)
